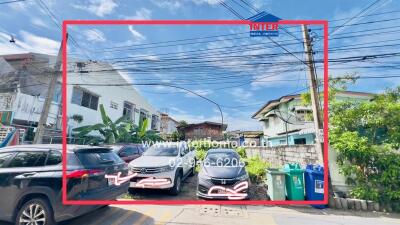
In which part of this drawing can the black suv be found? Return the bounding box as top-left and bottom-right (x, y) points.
(0, 144), (129, 225)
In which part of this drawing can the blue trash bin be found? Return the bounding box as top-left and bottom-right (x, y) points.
(304, 164), (326, 209)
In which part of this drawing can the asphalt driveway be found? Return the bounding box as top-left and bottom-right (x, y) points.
(125, 172), (268, 200)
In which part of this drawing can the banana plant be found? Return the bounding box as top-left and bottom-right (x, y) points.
(73, 104), (131, 144)
(72, 104), (163, 144)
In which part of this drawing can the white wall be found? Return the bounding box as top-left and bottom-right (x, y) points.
(0, 92), (59, 125)
(66, 61), (160, 131)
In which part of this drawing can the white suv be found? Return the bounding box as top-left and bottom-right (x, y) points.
(127, 142), (196, 195)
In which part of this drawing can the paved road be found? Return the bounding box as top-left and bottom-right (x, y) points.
(2, 205), (399, 225)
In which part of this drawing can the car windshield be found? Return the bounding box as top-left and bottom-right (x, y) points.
(143, 145), (179, 157)
(205, 152), (241, 167)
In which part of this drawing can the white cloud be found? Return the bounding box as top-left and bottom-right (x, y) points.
(230, 88), (253, 103)
(192, 0), (221, 5)
(185, 88), (214, 98)
(126, 53), (159, 61)
(124, 8), (152, 20)
(151, 0), (182, 11)
(72, 0), (118, 17)
(83, 29), (106, 42)
(128, 26), (146, 41)
(31, 18), (49, 28)
(0, 31), (59, 55)
(8, 1), (31, 11)
(170, 107), (187, 114)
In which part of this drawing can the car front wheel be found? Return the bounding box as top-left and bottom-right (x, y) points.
(15, 198), (55, 225)
(170, 171), (182, 195)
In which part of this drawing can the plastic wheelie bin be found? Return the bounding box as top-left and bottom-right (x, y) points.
(304, 164), (327, 208)
(283, 163), (305, 200)
(266, 168), (286, 200)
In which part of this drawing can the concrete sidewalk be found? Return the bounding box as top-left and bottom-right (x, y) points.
(1, 204), (398, 225)
(69, 204), (400, 225)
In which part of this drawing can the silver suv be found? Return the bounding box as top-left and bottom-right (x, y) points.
(127, 142), (196, 195)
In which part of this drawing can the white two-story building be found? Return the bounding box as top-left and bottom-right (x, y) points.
(252, 91), (373, 147)
(0, 53), (160, 143)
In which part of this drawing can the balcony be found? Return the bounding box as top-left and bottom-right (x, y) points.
(0, 92), (61, 127)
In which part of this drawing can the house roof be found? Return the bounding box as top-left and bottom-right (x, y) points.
(242, 131), (264, 138)
(252, 94), (298, 119)
(179, 121), (228, 131)
(252, 90), (375, 119)
(160, 113), (179, 124)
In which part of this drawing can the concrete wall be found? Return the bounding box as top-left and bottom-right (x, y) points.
(245, 145), (348, 192)
(268, 133), (315, 147)
(245, 145), (320, 167)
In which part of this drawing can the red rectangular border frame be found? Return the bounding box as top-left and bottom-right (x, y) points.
(62, 19), (329, 205)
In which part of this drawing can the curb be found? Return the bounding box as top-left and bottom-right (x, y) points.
(329, 197), (398, 213)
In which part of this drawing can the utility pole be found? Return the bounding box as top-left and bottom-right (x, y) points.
(34, 35), (67, 144)
(302, 25), (334, 198)
(301, 25), (324, 163)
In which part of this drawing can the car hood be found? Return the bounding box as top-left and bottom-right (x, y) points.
(202, 165), (245, 179)
(129, 156), (175, 168)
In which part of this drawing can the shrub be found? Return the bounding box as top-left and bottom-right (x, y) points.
(196, 150), (207, 161)
(235, 147), (247, 158)
(330, 87), (400, 204)
(245, 156), (271, 183)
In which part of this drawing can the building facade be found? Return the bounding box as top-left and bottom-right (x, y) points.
(160, 113), (178, 134)
(226, 130), (264, 146)
(179, 121), (227, 141)
(252, 91), (373, 147)
(0, 53), (160, 143)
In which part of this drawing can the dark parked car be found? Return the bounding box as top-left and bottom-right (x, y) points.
(110, 144), (146, 163)
(0, 144), (129, 225)
(197, 148), (249, 200)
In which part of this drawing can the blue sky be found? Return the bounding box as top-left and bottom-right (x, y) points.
(0, 0), (399, 131)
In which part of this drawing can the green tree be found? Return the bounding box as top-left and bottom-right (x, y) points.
(330, 87), (400, 204)
(176, 120), (188, 140)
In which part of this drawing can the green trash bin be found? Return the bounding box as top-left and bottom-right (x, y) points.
(266, 168), (286, 200)
(283, 163), (305, 200)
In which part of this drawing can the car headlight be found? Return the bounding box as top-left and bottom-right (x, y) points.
(236, 173), (249, 181)
(159, 165), (175, 172)
(199, 172), (212, 182)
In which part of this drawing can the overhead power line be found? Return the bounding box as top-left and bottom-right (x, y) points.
(0, 0), (26, 4)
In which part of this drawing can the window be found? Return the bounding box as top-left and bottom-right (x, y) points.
(119, 147), (138, 157)
(139, 109), (148, 125)
(279, 139), (287, 145)
(9, 152), (47, 168)
(137, 146), (145, 153)
(76, 151), (123, 167)
(0, 153), (13, 168)
(294, 138), (307, 145)
(110, 101), (118, 110)
(123, 102), (134, 120)
(46, 151), (62, 166)
(151, 114), (159, 130)
(71, 87), (99, 110)
(180, 146), (189, 156)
